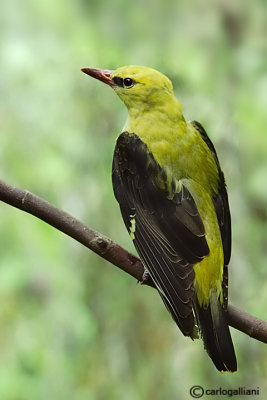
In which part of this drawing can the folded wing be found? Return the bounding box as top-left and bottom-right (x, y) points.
(112, 132), (210, 337)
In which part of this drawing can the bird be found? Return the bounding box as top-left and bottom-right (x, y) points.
(81, 65), (237, 372)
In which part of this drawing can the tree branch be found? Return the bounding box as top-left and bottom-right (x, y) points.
(0, 179), (266, 343)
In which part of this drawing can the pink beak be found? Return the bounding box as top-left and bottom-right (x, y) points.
(81, 68), (115, 87)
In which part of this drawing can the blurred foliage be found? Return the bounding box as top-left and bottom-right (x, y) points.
(0, 0), (267, 398)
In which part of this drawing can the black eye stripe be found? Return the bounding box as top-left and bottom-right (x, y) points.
(112, 76), (136, 88)
(112, 76), (124, 87)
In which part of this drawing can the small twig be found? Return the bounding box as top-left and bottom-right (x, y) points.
(0, 179), (266, 343)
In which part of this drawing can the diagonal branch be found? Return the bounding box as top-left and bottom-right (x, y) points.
(0, 179), (266, 343)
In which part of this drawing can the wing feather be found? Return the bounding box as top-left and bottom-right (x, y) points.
(112, 132), (209, 336)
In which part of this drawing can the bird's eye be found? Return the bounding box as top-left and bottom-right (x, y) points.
(123, 78), (134, 88)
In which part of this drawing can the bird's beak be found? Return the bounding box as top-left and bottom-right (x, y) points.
(81, 68), (115, 87)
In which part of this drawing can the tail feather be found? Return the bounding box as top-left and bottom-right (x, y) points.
(194, 291), (237, 372)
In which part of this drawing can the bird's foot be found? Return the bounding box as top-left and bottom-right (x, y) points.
(139, 269), (153, 285)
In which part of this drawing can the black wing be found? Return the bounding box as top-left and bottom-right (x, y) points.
(112, 132), (209, 337)
(191, 121), (231, 308)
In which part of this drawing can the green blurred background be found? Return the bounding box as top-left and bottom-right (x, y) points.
(1, 0), (267, 398)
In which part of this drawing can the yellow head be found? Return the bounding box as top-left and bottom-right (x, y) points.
(81, 65), (176, 112)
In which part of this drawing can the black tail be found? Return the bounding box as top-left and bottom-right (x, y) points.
(194, 291), (237, 372)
